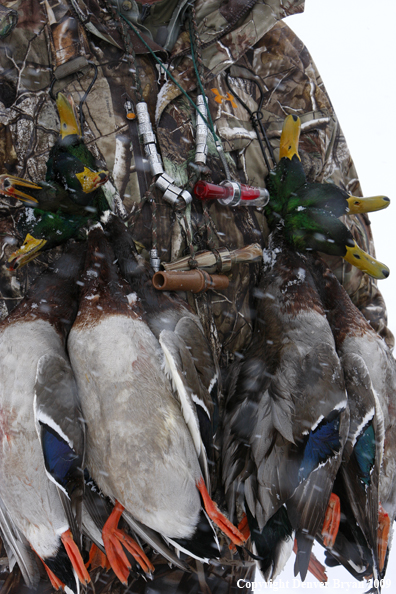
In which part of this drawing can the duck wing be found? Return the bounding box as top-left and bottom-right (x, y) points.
(34, 353), (85, 539)
(339, 352), (382, 574)
(223, 237), (349, 580)
(159, 328), (212, 487)
(310, 257), (396, 578)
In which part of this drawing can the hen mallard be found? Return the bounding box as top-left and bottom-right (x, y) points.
(222, 232), (349, 581)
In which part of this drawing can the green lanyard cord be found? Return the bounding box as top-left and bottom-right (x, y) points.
(187, 16), (231, 179)
(187, 18), (216, 139)
(118, 12), (218, 141)
(119, 12), (232, 179)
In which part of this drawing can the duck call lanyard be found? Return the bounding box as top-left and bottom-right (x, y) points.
(100, 0), (226, 268)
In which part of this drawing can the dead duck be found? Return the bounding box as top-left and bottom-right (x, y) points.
(67, 225), (244, 585)
(0, 243), (89, 592)
(222, 232), (349, 581)
(102, 211), (218, 458)
(265, 115), (390, 280)
(310, 257), (396, 580)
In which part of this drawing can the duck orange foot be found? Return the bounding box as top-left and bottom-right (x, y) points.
(197, 477), (246, 546)
(102, 500), (155, 584)
(86, 542), (111, 572)
(229, 513), (251, 552)
(321, 492), (340, 548)
(293, 540), (327, 583)
(41, 560), (65, 591)
(378, 502), (390, 572)
(61, 529), (91, 585)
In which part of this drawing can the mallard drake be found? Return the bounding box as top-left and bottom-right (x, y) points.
(265, 115), (390, 280)
(222, 232), (349, 581)
(0, 167), (108, 217)
(68, 225), (244, 584)
(102, 211), (218, 413)
(47, 93), (109, 214)
(310, 258), (396, 579)
(0, 244), (90, 591)
(6, 210), (89, 270)
(2, 164), (108, 270)
(0, 91), (110, 270)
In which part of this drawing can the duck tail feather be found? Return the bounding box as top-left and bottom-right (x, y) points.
(57, 488), (81, 549)
(0, 498), (40, 588)
(248, 505), (294, 582)
(122, 510), (189, 571)
(83, 472), (113, 541)
(294, 531), (315, 581)
(166, 511), (220, 563)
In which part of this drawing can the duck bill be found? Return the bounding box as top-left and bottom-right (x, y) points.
(56, 92), (82, 139)
(7, 234), (47, 270)
(279, 115), (301, 161)
(346, 194), (390, 214)
(75, 168), (109, 194)
(0, 174), (40, 204)
(93, 170), (109, 189)
(344, 242), (390, 280)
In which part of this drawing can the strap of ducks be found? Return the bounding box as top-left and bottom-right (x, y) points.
(0, 101), (390, 283)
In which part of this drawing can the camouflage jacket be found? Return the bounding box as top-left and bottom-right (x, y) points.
(0, 0), (393, 592)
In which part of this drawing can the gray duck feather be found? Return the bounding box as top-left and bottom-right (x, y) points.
(223, 234), (349, 580)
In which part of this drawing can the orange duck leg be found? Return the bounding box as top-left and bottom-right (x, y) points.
(102, 500), (155, 584)
(197, 477), (246, 546)
(321, 493), (341, 548)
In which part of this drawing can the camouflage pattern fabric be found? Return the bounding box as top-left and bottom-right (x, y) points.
(0, 0), (393, 592)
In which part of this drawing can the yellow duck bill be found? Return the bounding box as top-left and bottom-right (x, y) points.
(0, 174), (40, 204)
(279, 114), (301, 161)
(345, 194), (390, 214)
(8, 234), (47, 270)
(56, 92), (82, 139)
(344, 241), (389, 280)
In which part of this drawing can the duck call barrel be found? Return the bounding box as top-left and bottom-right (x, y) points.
(194, 180), (269, 207)
(152, 270), (229, 293)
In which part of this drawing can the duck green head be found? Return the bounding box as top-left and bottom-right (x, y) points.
(265, 115), (306, 225)
(51, 153), (108, 199)
(284, 207), (390, 280)
(265, 114), (390, 280)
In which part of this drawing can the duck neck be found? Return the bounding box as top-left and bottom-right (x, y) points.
(77, 225), (144, 320)
(5, 243), (87, 338)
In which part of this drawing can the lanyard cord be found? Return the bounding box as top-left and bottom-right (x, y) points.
(118, 11), (231, 180)
(225, 70), (276, 172)
(118, 13), (216, 139)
